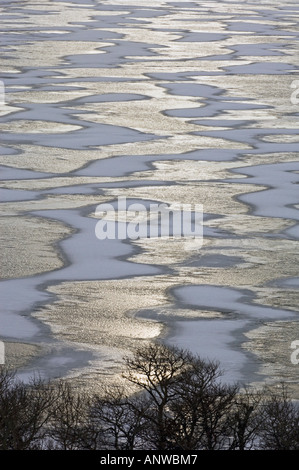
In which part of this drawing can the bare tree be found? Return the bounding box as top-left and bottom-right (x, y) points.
(169, 361), (239, 450)
(3, 350), (299, 451)
(46, 380), (92, 450)
(123, 343), (193, 449)
(226, 387), (263, 450)
(259, 383), (299, 450)
(0, 368), (57, 450)
(123, 343), (239, 450)
(89, 385), (148, 450)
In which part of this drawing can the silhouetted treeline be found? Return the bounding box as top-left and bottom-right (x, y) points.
(1, 343), (299, 450)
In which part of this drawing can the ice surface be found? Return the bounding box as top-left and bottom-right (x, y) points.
(166, 319), (250, 384)
(172, 284), (297, 320)
(0, 0), (298, 391)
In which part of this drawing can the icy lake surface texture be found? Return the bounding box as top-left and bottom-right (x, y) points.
(0, 0), (299, 393)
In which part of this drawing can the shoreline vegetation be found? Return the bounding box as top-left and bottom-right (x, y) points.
(1, 343), (299, 451)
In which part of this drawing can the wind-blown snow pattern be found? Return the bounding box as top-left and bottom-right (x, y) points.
(0, 0), (298, 393)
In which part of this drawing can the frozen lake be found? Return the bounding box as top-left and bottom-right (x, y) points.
(0, 0), (299, 393)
